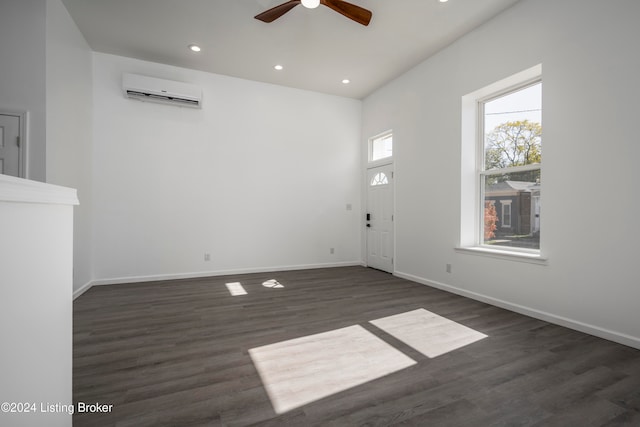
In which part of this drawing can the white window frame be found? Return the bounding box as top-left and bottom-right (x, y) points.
(500, 200), (512, 228)
(368, 130), (393, 165)
(458, 64), (546, 264)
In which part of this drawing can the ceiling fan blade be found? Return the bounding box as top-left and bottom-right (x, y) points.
(255, 0), (301, 23)
(321, 0), (372, 26)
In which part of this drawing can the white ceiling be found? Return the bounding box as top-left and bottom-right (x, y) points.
(61, 0), (521, 99)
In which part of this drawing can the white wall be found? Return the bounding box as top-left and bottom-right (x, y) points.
(0, 0), (46, 181)
(92, 53), (362, 283)
(363, 0), (640, 347)
(46, 0), (94, 293)
(0, 175), (78, 427)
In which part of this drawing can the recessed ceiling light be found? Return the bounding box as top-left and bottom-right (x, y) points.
(188, 44), (201, 52)
(439, 0), (449, 3)
(274, 64), (284, 71)
(342, 79), (350, 84)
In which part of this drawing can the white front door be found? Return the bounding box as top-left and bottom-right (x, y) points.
(366, 164), (394, 273)
(0, 114), (22, 177)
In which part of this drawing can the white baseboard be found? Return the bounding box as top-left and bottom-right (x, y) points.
(81, 261), (363, 290)
(394, 271), (640, 350)
(73, 280), (94, 300)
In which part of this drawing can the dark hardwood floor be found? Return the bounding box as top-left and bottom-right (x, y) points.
(73, 266), (640, 426)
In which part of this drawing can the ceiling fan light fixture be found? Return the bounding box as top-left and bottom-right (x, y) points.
(255, 0), (371, 26)
(301, 0), (320, 9)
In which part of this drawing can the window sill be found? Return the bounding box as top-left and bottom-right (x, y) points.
(455, 246), (547, 265)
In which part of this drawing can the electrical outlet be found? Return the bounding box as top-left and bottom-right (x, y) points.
(330, 248), (335, 254)
(446, 263), (452, 273)
(204, 253), (211, 261)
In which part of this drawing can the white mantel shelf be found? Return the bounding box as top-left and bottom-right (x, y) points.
(0, 174), (79, 205)
(1, 174), (77, 427)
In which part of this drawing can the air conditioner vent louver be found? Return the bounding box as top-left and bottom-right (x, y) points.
(122, 74), (202, 108)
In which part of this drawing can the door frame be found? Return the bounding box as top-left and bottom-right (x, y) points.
(0, 109), (28, 178)
(365, 160), (396, 273)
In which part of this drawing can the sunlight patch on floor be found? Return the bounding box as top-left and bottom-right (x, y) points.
(225, 282), (247, 296)
(370, 308), (488, 358)
(249, 325), (416, 414)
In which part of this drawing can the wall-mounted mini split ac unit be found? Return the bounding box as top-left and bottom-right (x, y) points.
(122, 73), (202, 108)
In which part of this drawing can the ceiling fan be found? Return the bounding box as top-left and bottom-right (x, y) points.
(255, 0), (372, 26)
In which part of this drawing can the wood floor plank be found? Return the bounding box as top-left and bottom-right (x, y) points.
(73, 266), (640, 426)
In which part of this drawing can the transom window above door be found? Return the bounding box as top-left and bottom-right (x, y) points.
(369, 131), (393, 162)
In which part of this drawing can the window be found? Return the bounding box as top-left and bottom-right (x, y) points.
(370, 172), (389, 186)
(501, 200), (512, 228)
(460, 65), (543, 260)
(480, 81), (541, 251)
(369, 131), (393, 162)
